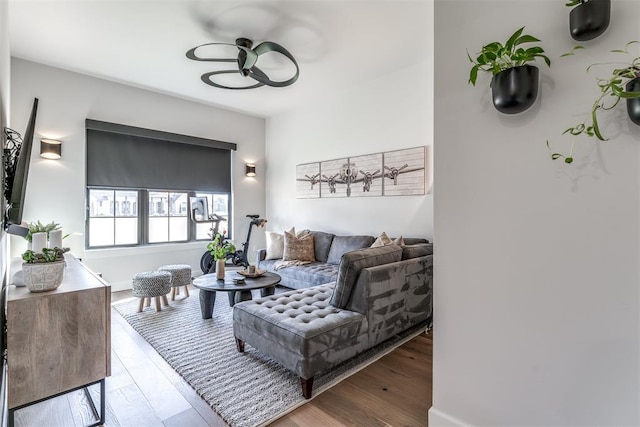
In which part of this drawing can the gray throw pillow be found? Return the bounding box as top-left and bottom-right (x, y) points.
(310, 231), (335, 263)
(329, 245), (402, 308)
(326, 235), (376, 265)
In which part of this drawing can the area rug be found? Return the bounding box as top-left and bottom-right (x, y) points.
(113, 289), (427, 427)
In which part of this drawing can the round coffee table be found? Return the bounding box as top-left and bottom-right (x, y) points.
(192, 270), (281, 319)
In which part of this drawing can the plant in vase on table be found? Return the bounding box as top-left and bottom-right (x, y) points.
(21, 247), (68, 293)
(207, 233), (236, 280)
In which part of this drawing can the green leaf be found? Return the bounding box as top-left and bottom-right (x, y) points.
(469, 65), (479, 85)
(505, 27), (525, 52)
(551, 153), (562, 160)
(565, 157), (574, 164)
(591, 106), (607, 141)
(514, 35), (541, 47)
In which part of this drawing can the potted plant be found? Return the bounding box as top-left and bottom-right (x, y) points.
(567, 0), (611, 42)
(548, 42), (640, 164)
(206, 233), (236, 280)
(25, 220), (60, 243)
(21, 247), (66, 292)
(468, 26), (551, 114)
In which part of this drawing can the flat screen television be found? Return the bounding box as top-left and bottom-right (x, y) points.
(5, 98), (38, 236)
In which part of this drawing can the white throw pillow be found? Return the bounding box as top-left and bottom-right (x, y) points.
(371, 232), (404, 247)
(265, 227), (295, 260)
(371, 232), (392, 248)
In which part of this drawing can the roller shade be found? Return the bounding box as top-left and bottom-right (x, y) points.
(86, 119), (236, 192)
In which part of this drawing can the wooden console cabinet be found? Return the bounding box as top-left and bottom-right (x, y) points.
(6, 253), (110, 424)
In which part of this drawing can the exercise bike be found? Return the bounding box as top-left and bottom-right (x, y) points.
(199, 214), (267, 274)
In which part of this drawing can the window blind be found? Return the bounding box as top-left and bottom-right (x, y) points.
(86, 119), (236, 192)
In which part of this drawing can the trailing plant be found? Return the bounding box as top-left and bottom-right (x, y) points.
(25, 220), (61, 242)
(206, 233), (236, 261)
(565, 0), (582, 6)
(22, 247), (66, 264)
(467, 26), (551, 86)
(548, 42), (640, 164)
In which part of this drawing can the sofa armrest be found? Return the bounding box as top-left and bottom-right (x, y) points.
(346, 255), (433, 346)
(257, 249), (267, 262)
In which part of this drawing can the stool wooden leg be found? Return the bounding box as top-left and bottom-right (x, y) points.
(154, 296), (161, 312)
(145, 297), (151, 307)
(137, 298), (144, 312)
(171, 288), (176, 301)
(184, 285), (190, 297)
(162, 295), (169, 306)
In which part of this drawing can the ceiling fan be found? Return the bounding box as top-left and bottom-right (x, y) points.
(186, 37), (300, 90)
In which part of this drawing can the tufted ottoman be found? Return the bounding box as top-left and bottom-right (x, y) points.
(158, 264), (192, 301)
(233, 283), (369, 399)
(132, 271), (171, 312)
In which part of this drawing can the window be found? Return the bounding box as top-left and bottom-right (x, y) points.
(195, 192), (230, 240)
(85, 119), (236, 249)
(88, 189), (139, 247)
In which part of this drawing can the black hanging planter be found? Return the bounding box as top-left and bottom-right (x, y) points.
(626, 78), (640, 126)
(491, 65), (539, 114)
(569, 0), (611, 42)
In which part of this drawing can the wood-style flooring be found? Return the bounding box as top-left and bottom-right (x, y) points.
(12, 287), (432, 427)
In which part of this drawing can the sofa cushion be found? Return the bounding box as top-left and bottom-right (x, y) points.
(330, 245), (402, 308)
(402, 237), (429, 245)
(283, 229), (315, 262)
(326, 235), (376, 265)
(310, 231), (335, 263)
(401, 243), (434, 260)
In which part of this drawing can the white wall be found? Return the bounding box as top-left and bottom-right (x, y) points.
(265, 56), (434, 239)
(0, 0), (10, 286)
(432, 1), (640, 425)
(10, 59), (266, 290)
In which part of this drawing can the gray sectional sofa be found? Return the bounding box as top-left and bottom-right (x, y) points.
(234, 242), (433, 399)
(256, 230), (428, 289)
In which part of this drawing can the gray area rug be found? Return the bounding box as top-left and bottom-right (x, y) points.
(113, 288), (427, 427)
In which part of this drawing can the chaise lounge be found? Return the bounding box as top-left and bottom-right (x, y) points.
(233, 243), (433, 398)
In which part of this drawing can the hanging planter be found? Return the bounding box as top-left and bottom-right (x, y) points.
(547, 42), (640, 164)
(568, 0), (611, 42)
(491, 65), (539, 114)
(626, 78), (640, 126)
(468, 27), (550, 114)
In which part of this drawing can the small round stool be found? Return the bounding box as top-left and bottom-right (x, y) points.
(132, 271), (171, 312)
(158, 264), (192, 301)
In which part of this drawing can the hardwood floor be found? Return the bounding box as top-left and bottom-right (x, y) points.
(11, 288), (432, 427)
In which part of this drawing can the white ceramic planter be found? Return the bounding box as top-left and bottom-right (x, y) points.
(22, 261), (65, 292)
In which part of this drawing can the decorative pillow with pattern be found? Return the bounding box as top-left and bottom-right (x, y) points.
(283, 229), (315, 262)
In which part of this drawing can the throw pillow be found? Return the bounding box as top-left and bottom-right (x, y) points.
(392, 236), (405, 245)
(371, 232), (404, 248)
(370, 232), (392, 248)
(265, 227), (295, 260)
(283, 229), (315, 262)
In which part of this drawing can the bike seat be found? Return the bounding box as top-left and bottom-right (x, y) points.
(246, 214), (259, 219)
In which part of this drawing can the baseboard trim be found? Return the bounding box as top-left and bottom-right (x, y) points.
(428, 407), (472, 427)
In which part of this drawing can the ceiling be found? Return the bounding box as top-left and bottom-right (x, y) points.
(8, 0), (431, 118)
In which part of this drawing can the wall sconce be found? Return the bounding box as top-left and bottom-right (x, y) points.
(245, 163), (256, 177)
(40, 139), (62, 159)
